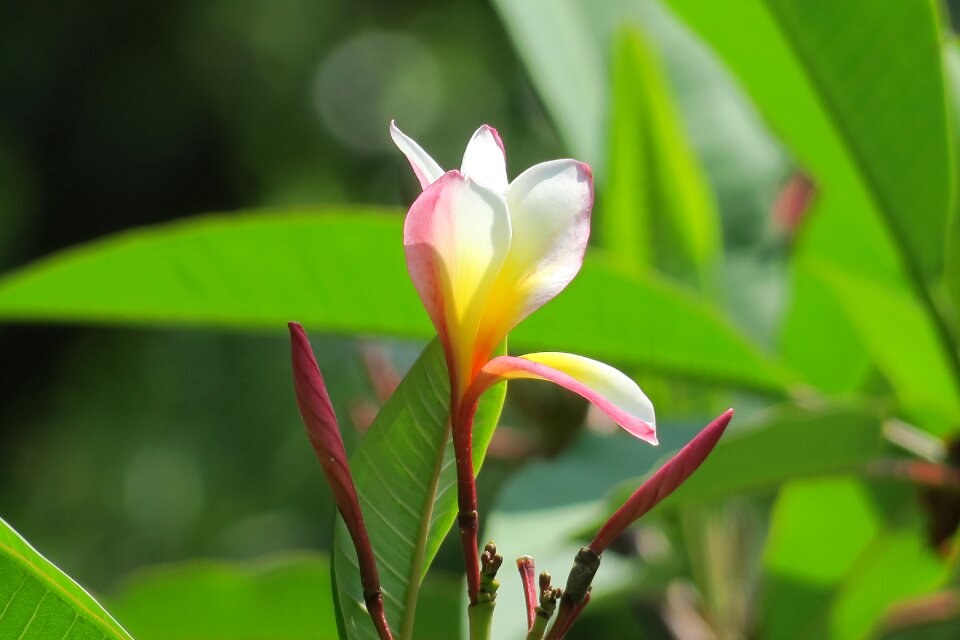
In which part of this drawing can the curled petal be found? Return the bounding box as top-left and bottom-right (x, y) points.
(460, 125), (508, 192)
(390, 120), (444, 190)
(474, 160), (593, 359)
(589, 409), (734, 554)
(469, 352), (656, 444)
(404, 171), (512, 394)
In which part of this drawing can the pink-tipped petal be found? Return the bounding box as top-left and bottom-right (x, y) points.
(470, 353), (656, 444)
(589, 409), (734, 554)
(390, 120), (444, 190)
(404, 171), (512, 393)
(473, 160), (593, 358)
(461, 124), (508, 192)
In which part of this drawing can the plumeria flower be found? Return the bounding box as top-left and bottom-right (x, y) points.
(391, 121), (657, 444)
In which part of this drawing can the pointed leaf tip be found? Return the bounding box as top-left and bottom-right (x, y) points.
(589, 409), (734, 553)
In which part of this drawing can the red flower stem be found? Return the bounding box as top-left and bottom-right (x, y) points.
(551, 590), (590, 639)
(545, 548), (599, 640)
(454, 399), (482, 605)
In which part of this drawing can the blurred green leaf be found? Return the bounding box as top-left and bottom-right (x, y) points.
(489, 0), (605, 167)
(607, 404), (884, 512)
(106, 554), (336, 640)
(761, 0), (953, 279)
(603, 27), (722, 289)
(332, 340), (505, 639)
(807, 261), (960, 432)
(762, 477), (947, 640)
(830, 525), (946, 640)
(0, 208), (792, 393)
(762, 477), (882, 639)
(944, 42), (960, 339)
(666, 0), (960, 427)
(0, 516), (132, 639)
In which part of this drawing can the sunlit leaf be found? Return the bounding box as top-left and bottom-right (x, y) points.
(665, 0), (960, 427)
(944, 42), (960, 339)
(0, 516), (132, 639)
(761, 0), (953, 279)
(106, 554), (337, 640)
(830, 525), (946, 640)
(806, 261), (960, 432)
(0, 209), (792, 393)
(603, 27), (722, 290)
(761, 478), (947, 640)
(762, 477), (882, 639)
(332, 340), (505, 640)
(489, 0), (605, 167)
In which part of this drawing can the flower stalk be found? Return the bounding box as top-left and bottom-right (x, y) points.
(468, 541), (503, 640)
(454, 400), (483, 604)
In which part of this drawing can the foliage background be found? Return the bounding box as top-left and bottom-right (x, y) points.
(1, 0), (960, 638)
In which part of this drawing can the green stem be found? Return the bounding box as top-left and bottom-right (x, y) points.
(468, 601), (495, 640)
(526, 614), (550, 640)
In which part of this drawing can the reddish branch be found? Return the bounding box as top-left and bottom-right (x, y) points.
(453, 398), (483, 604)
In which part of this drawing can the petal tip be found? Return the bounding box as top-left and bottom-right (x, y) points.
(480, 124), (505, 155)
(576, 160), (593, 180)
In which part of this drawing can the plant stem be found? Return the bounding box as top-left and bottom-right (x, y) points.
(453, 400), (482, 604)
(527, 615), (550, 640)
(468, 602), (496, 640)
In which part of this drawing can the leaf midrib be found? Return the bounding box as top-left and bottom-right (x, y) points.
(760, 0), (960, 401)
(397, 423), (450, 640)
(0, 536), (129, 639)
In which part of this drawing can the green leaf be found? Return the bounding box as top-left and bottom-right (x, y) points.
(761, 477), (882, 640)
(607, 404), (884, 512)
(0, 209), (792, 393)
(489, 0), (606, 167)
(761, 478), (947, 640)
(665, 0), (960, 423)
(0, 516), (132, 639)
(944, 42), (960, 337)
(806, 260), (960, 432)
(829, 525), (946, 640)
(105, 554), (337, 640)
(761, 0), (953, 279)
(332, 339), (506, 640)
(603, 27), (722, 289)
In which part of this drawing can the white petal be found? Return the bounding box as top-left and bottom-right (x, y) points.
(472, 352), (656, 443)
(390, 120), (444, 190)
(404, 171), (512, 394)
(473, 159), (593, 357)
(460, 125), (509, 193)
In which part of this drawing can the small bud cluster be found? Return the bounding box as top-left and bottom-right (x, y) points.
(478, 541), (504, 604)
